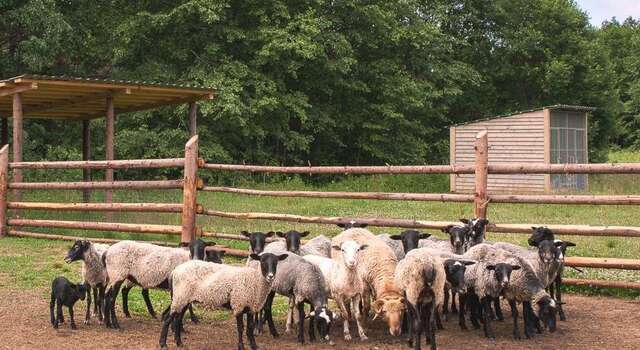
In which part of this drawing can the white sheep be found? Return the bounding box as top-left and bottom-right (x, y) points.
(303, 240), (368, 340)
(159, 253), (287, 350)
(395, 247), (446, 350)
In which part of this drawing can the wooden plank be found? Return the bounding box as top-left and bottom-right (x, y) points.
(0, 83), (37, 97)
(8, 201), (183, 212)
(14, 78), (214, 95)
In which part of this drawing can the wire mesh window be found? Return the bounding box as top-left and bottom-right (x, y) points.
(550, 111), (587, 191)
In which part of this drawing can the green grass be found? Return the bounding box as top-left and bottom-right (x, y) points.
(1, 149), (640, 321)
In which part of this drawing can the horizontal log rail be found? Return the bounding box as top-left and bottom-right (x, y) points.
(199, 209), (640, 237)
(9, 179), (183, 190)
(563, 256), (640, 270)
(8, 202), (184, 213)
(200, 231), (302, 244)
(562, 278), (640, 290)
(202, 162), (640, 174)
(7, 218), (183, 235)
(6, 229), (176, 245)
(203, 186), (640, 205)
(9, 158), (185, 169)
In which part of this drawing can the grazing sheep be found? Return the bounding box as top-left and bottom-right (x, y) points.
(501, 253), (558, 339)
(304, 240), (368, 340)
(395, 248), (446, 350)
(379, 230), (431, 260)
(101, 239), (214, 329)
(50, 276), (87, 330)
(159, 253), (287, 350)
(255, 250), (333, 344)
(461, 244), (521, 339)
(332, 228), (406, 337)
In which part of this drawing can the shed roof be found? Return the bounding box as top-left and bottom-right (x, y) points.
(0, 74), (216, 120)
(451, 104), (596, 127)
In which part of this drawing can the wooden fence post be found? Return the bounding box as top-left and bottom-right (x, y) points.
(181, 135), (199, 246)
(0, 145), (8, 237)
(474, 130), (489, 219)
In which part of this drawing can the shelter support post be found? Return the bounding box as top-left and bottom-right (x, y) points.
(12, 93), (23, 214)
(181, 135), (199, 245)
(0, 145), (8, 236)
(188, 102), (197, 137)
(105, 96), (115, 219)
(82, 120), (91, 202)
(1, 118), (7, 146)
(474, 131), (489, 220)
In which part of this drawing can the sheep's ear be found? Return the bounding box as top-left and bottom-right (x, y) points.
(250, 253), (260, 261)
(300, 231), (310, 237)
(459, 219), (470, 224)
(389, 235), (402, 240)
(277, 254), (288, 261)
(486, 264), (496, 271)
(531, 226), (538, 231)
(511, 265), (521, 270)
(337, 223), (346, 228)
(241, 231), (251, 238)
(461, 259), (477, 266)
(331, 245), (341, 251)
(480, 219), (489, 225)
(360, 224), (368, 228)
(441, 225), (454, 233)
(418, 233), (431, 239)
(275, 231), (285, 238)
(554, 241), (564, 248)
(565, 241), (576, 247)
(265, 231), (275, 238)
(359, 244), (368, 251)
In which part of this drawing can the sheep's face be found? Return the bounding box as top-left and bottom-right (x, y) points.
(486, 263), (521, 289)
(310, 306), (333, 341)
(250, 252), (287, 283)
(242, 231), (275, 254)
(65, 240), (91, 263)
(390, 230), (430, 253)
(337, 221), (368, 230)
(537, 240), (559, 264)
(189, 238), (215, 260)
(372, 297), (405, 336)
(334, 240), (367, 269)
(554, 240), (576, 261)
(443, 259), (476, 294)
(442, 225), (470, 254)
(460, 218), (489, 245)
(276, 230), (309, 254)
(535, 296), (557, 332)
(205, 250), (224, 263)
(528, 227), (554, 247)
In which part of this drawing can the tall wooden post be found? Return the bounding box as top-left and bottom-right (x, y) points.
(474, 130), (489, 219)
(12, 93), (23, 210)
(1, 118), (8, 146)
(82, 120), (91, 202)
(181, 135), (199, 245)
(0, 145), (9, 237)
(105, 96), (115, 219)
(188, 102), (197, 137)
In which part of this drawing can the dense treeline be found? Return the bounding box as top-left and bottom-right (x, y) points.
(1, 0), (639, 176)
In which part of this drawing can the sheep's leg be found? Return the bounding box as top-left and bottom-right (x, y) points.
(85, 285), (92, 324)
(173, 306), (188, 347)
(68, 306), (77, 330)
(55, 299), (63, 329)
(97, 286), (105, 323)
(50, 294), (56, 328)
(354, 294), (368, 340)
(297, 301), (306, 344)
(451, 290), (458, 313)
(442, 289), (449, 322)
(92, 287), (99, 317)
(109, 281), (124, 329)
(246, 311), (258, 350)
(493, 297), (504, 321)
(422, 304), (430, 345)
(481, 297), (495, 340)
(468, 294), (481, 330)
(236, 312), (245, 350)
(435, 309), (443, 330)
(522, 302), (533, 339)
(285, 297), (296, 334)
(509, 299), (521, 340)
(177, 305), (189, 335)
(308, 304), (316, 342)
(405, 301), (415, 348)
(428, 302), (437, 350)
(159, 311), (176, 350)
(263, 291), (279, 338)
(142, 289), (158, 319)
(187, 303), (198, 324)
(121, 285), (132, 318)
(362, 287), (372, 316)
(336, 296), (352, 340)
(413, 303), (423, 350)
(103, 286), (111, 328)
(556, 275), (566, 321)
(457, 293), (467, 330)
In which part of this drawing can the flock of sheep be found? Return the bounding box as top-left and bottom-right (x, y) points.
(52, 218), (575, 350)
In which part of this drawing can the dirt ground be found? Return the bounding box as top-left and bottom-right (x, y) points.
(1, 289), (639, 350)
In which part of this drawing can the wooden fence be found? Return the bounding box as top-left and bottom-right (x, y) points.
(1, 132), (640, 290)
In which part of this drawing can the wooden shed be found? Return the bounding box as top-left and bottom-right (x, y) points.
(450, 105), (595, 194)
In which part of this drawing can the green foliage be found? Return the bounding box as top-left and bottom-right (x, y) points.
(0, 0), (637, 171)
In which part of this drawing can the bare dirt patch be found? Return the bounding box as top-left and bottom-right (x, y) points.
(1, 289), (639, 350)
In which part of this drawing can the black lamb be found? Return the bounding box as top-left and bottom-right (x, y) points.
(50, 276), (87, 329)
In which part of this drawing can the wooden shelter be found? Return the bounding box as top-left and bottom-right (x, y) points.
(450, 105), (595, 194)
(0, 74), (215, 203)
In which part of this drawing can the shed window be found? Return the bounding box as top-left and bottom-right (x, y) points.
(550, 111), (587, 191)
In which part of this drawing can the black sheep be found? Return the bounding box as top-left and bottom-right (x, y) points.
(50, 276), (87, 329)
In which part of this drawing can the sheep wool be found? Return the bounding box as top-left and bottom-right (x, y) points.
(463, 244), (519, 298)
(377, 234), (405, 260)
(81, 243), (108, 287)
(394, 248), (446, 309)
(300, 235), (332, 257)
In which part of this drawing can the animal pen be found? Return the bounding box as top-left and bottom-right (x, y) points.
(1, 76), (640, 292)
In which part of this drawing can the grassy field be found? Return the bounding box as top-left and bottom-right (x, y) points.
(1, 151), (640, 320)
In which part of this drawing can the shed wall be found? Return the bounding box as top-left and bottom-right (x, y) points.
(451, 110), (546, 193)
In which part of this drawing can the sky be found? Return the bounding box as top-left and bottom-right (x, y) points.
(576, 0), (640, 26)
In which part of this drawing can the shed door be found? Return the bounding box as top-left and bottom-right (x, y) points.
(550, 111), (587, 191)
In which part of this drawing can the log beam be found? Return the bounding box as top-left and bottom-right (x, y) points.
(0, 145), (8, 236)
(8, 201), (183, 213)
(82, 120), (91, 202)
(181, 135), (199, 245)
(474, 130), (489, 219)
(9, 179), (183, 190)
(188, 102), (197, 137)
(105, 95), (115, 214)
(7, 218), (182, 235)
(12, 93), (23, 211)
(9, 158), (185, 169)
